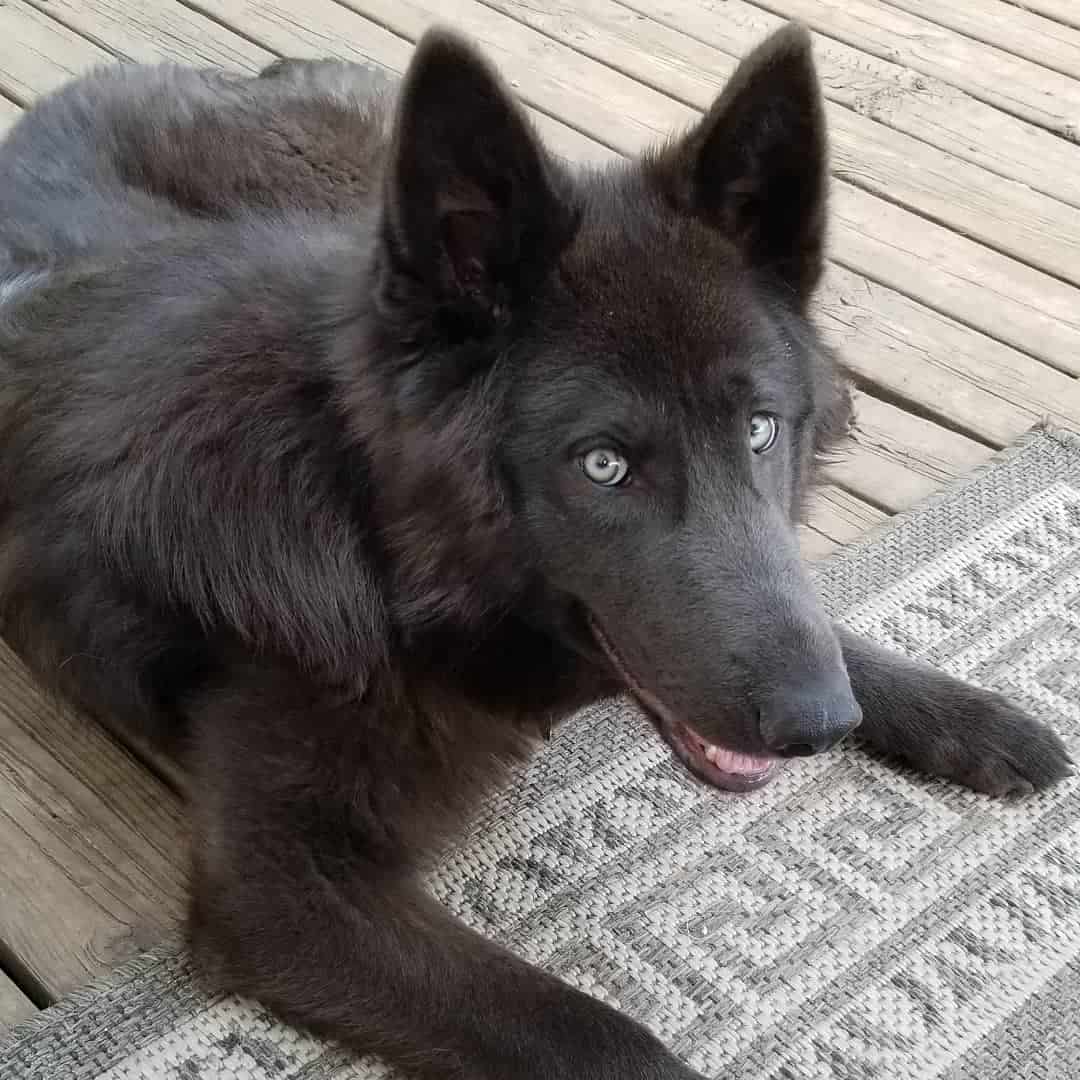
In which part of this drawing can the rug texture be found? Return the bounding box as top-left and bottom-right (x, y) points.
(4, 426), (1080, 1080)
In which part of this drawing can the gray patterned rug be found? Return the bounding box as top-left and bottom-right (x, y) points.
(4, 426), (1080, 1080)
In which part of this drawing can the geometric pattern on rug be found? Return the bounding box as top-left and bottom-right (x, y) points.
(3, 427), (1079, 1080)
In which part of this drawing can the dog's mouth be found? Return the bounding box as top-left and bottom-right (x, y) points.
(587, 615), (780, 793)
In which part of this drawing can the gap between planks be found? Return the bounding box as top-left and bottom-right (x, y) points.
(881, 0), (1080, 81)
(1003, 0), (1080, 35)
(0, 967), (36, 1030)
(618, 0), (1080, 212)
(743, 0), (1080, 139)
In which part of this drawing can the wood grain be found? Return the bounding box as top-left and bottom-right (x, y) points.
(733, 0), (1080, 137)
(883, 0), (1080, 79)
(22, 0), (269, 70)
(0, 640), (188, 1000)
(817, 264), (1079, 446)
(825, 391), (992, 513)
(630, 0), (1080, 209)
(0, 1), (112, 101)
(831, 183), (1080, 376)
(1005, 0), (1080, 33)
(798, 525), (839, 562)
(801, 485), (889, 561)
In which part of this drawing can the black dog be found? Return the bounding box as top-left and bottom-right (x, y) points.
(0, 24), (1069, 1079)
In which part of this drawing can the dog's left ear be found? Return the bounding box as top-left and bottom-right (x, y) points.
(382, 30), (575, 335)
(649, 24), (827, 303)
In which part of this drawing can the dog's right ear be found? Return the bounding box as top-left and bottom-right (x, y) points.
(381, 30), (575, 336)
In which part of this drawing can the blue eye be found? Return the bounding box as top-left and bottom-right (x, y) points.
(582, 448), (630, 486)
(749, 413), (779, 454)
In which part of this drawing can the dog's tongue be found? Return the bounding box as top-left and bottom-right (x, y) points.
(702, 741), (776, 775)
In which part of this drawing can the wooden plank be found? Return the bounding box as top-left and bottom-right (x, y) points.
(817, 264), (1079, 446)
(0, 969), (35, 1029)
(1008, 0), (1080, 34)
(0, 96), (21, 136)
(0, 0), (602, 169)
(631, 0), (1080, 210)
(799, 524), (841, 561)
(0, 639), (187, 1000)
(728, 0), (1080, 138)
(832, 183), (1080, 377)
(0, 1), (112, 101)
(883, 0), (1080, 80)
(800, 484), (889, 560)
(827, 101), (1080, 284)
(21, 0), (269, 71)
(194, 0), (415, 72)
(481, 0), (1080, 283)
(825, 391), (992, 513)
(336, 0), (688, 146)
(188, 0), (636, 165)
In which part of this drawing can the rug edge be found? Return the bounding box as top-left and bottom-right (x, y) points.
(0, 938), (190, 1055)
(811, 422), (1080, 579)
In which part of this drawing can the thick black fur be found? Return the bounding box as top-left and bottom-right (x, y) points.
(0, 26), (1070, 1079)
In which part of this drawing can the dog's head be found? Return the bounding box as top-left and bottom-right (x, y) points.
(366, 25), (859, 790)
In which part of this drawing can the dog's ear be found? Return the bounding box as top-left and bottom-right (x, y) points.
(382, 30), (574, 335)
(649, 24), (827, 302)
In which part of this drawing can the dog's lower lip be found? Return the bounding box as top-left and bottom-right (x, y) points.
(585, 613), (780, 794)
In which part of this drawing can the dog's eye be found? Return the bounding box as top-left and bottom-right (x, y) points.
(582, 448), (630, 486)
(749, 413), (780, 454)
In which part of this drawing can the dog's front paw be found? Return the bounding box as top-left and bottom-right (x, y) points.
(838, 629), (1073, 797)
(911, 684), (1073, 796)
(872, 686), (1075, 799)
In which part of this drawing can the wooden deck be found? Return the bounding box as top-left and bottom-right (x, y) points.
(1, 0), (1079, 1032)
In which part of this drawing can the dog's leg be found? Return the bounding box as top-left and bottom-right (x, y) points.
(836, 626), (1073, 795)
(188, 672), (704, 1080)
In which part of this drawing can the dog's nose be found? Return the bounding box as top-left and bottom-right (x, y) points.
(758, 681), (862, 758)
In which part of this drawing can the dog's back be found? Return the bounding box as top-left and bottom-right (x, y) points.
(0, 58), (395, 274)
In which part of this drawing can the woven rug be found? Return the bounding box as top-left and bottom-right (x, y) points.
(4, 426), (1080, 1080)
